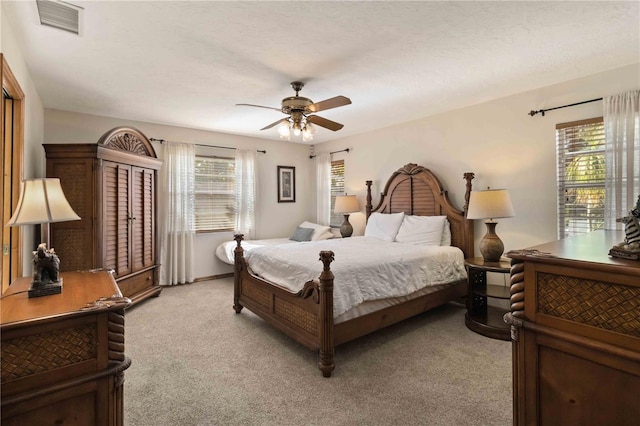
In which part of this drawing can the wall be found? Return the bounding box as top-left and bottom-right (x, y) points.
(316, 63), (640, 257)
(2, 9), (46, 275)
(44, 109), (313, 280)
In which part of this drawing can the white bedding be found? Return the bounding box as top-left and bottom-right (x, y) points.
(245, 236), (466, 317)
(215, 238), (294, 265)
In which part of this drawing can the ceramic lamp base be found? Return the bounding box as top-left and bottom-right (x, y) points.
(340, 214), (353, 238)
(479, 221), (504, 262)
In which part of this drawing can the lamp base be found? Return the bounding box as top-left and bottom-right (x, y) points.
(479, 221), (504, 263)
(28, 278), (63, 298)
(340, 214), (353, 238)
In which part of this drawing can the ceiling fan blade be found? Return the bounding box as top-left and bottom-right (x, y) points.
(261, 118), (289, 131)
(236, 103), (282, 112)
(306, 96), (352, 113)
(307, 115), (344, 131)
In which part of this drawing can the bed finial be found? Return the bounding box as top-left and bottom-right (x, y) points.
(463, 172), (475, 214)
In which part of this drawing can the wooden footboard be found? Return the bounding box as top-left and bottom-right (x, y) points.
(233, 234), (336, 377)
(232, 164), (475, 377)
(232, 234), (467, 377)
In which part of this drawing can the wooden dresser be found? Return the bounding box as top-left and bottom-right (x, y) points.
(44, 126), (162, 306)
(1, 270), (131, 425)
(506, 230), (640, 426)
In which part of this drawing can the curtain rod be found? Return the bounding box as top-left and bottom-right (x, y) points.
(150, 138), (266, 154)
(309, 148), (350, 159)
(528, 97), (602, 117)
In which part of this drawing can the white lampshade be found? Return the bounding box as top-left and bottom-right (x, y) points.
(334, 195), (360, 214)
(467, 189), (515, 220)
(6, 178), (80, 226)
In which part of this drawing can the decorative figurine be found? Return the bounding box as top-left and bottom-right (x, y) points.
(28, 243), (63, 298)
(609, 195), (640, 260)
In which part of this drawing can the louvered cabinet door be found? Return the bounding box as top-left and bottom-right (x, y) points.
(102, 161), (132, 277)
(131, 167), (155, 271)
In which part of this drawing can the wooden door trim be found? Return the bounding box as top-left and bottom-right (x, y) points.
(1, 53), (25, 292)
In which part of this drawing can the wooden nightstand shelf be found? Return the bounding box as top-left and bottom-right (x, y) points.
(465, 257), (511, 341)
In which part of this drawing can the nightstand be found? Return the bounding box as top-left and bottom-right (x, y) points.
(465, 257), (511, 341)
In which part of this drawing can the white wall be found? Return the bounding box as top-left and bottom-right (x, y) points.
(2, 9), (46, 275)
(316, 63), (640, 256)
(44, 109), (315, 280)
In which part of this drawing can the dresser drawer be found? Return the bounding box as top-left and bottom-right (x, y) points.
(117, 270), (154, 299)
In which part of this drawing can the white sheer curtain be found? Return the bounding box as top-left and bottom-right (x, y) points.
(316, 153), (331, 226)
(158, 142), (195, 285)
(604, 90), (640, 229)
(235, 149), (256, 239)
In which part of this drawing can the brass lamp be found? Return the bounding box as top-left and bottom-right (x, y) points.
(6, 178), (80, 297)
(467, 188), (515, 262)
(334, 195), (360, 238)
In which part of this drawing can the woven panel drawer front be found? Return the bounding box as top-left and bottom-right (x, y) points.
(537, 272), (640, 337)
(1, 323), (97, 381)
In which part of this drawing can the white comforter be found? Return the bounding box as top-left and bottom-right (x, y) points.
(245, 236), (466, 317)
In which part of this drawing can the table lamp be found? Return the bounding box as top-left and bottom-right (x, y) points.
(5, 178), (80, 297)
(466, 188), (515, 262)
(334, 195), (360, 238)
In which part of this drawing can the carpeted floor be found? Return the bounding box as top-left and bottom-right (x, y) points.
(123, 278), (512, 425)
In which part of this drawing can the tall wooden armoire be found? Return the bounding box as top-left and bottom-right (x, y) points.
(44, 127), (162, 306)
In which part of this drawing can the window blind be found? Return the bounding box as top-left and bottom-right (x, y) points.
(330, 159), (345, 227)
(194, 156), (235, 232)
(556, 117), (605, 238)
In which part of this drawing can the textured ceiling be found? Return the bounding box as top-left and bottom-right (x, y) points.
(3, 1), (639, 144)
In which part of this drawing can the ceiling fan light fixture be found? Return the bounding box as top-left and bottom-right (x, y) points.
(277, 122), (291, 139)
(306, 122), (316, 135)
(302, 127), (313, 142)
(238, 81), (350, 140)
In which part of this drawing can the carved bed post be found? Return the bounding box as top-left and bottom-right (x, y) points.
(233, 234), (244, 314)
(365, 180), (373, 219)
(463, 172), (475, 215)
(318, 250), (335, 378)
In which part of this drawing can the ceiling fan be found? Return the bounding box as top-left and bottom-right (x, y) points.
(237, 81), (351, 141)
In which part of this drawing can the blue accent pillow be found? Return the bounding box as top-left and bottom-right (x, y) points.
(289, 226), (314, 242)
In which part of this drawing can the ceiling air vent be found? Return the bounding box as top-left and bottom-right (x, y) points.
(36, 0), (82, 35)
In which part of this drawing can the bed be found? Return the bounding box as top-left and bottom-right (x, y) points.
(233, 163), (475, 377)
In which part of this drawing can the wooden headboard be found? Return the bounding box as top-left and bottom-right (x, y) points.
(365, 163), (475, 259)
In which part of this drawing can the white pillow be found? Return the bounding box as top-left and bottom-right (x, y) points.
(299, 221), (332, 241)
(441, 218), (452, 246)
(316, 230), (335, 240)
(395, 215), (447, 246)
(364, 212), (405, 242)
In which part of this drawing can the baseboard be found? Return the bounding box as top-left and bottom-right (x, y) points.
(193, 273), (233, 282)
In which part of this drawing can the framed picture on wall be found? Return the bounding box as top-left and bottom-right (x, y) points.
(277, 166), (295, 203)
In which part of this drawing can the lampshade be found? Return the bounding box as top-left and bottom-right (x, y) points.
(467, 189), (515, 220)
(6, 178), (80, 226)
(334, 195), (360, 214)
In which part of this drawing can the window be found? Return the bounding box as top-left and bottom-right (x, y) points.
(556, 117), (605, 238)
(329, 159), (345, 227)
(194, 155), (235, 232)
